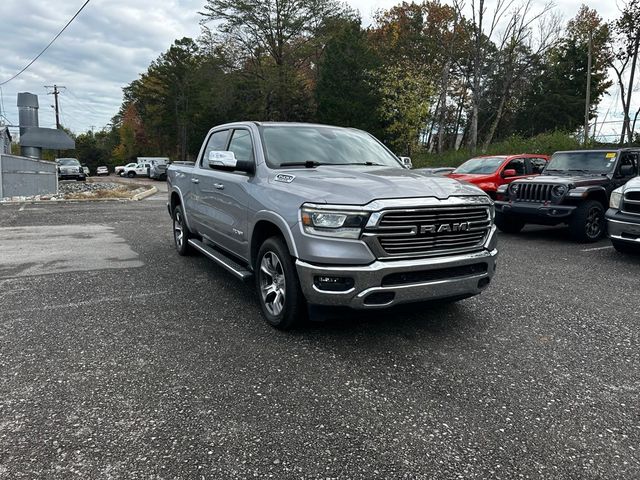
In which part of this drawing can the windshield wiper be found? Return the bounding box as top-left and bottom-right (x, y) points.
(279, 161), (326, 168)
(332, 162), (385, 166)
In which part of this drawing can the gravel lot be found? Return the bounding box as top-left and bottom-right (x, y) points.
(0, 198), (638, 479)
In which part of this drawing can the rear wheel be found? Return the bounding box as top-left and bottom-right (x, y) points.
(611, 238), (638, 254)
(569, 200), (605, 242)
(172, 205), (192, 256)
(495, 213), (525, 234)
(256, 237), (306, 330)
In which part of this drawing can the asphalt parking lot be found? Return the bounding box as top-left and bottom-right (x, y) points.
(1, 195), (639, 479)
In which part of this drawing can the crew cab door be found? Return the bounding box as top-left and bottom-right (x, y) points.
(193, 128), (253, 259)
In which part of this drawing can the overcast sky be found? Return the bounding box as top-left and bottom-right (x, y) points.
(0, 0), (628, 140)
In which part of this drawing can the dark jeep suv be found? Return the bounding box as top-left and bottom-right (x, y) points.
(494, 149), (639, 242)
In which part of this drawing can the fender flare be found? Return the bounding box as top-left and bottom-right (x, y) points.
(251, 210), (299, 260)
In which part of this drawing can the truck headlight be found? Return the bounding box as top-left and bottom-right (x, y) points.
(610, 188), (623, 209)
(301, 206), (368, 239)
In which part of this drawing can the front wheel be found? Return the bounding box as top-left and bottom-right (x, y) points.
(127, 171), (136, 178)
(172, 205), (192, 256)
(256, 237), (306, 330)
(569, 200), (605, 242)
(495, 212), (525, 234)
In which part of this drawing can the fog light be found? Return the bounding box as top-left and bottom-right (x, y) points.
(364, 292), (395, 305)
(314, 276), (354, 292)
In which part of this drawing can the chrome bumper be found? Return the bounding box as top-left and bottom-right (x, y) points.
(296, 227), (498, 309)
(606, 217), (640, 244)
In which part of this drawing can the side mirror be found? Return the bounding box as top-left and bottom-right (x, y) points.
(619, 164), (635, 177)
(208, 151), (237, 169)
(503, 169), (517, 178)
(207, 150), (255, 174)
(399, 156), (413, 169)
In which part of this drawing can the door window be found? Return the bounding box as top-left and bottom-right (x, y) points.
(228, 129), (254, 163)
(202, 130), (230, 168)
(504, 158), (526, 176)
(530, 158), (547, 174)
(619, 152), (638, 176)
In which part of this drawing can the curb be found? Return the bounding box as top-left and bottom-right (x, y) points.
(0, 186), (158, 205)
(132, 186), (158, 201)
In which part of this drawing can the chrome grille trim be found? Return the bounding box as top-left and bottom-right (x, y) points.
(363, 205), (491, 259)
(622, 190), (640, 215)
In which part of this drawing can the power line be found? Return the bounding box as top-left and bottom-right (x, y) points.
(0, 0), (91, 87)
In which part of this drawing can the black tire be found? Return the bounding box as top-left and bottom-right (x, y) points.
(611, 238), (638, 254)
(172, 205), (192, 256)
(127, 171), (136, 178)
(495, 212), (525, 234)
(255, 237), (306, 330)
(569, 200), (605, 243)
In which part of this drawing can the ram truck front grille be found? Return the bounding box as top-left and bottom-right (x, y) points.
(622, 191), (640, 215)
(364, 206), (491, 259)
(514, 183), (554, 203)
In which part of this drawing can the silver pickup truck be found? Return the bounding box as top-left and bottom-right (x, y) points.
(167, 122), (498, 329)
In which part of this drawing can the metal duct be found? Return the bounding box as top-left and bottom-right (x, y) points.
(17, 92), (39, 136)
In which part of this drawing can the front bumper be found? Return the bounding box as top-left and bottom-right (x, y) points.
(495, 200), (575, 222)
(606, 209), (640, 244)
(296, 227), (498, 309)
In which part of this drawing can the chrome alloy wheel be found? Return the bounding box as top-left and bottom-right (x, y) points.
(259, 251), (286, 316)
(174, 210), (184, 249)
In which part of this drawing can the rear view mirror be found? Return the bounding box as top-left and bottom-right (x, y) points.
(208, 150), (237, 169)
(399, 156), (413, 169)
(503, 169), (517, 178)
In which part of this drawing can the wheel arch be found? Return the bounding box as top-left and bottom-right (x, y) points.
(585, 187), (608, 207)
(250, 213), (299, 269)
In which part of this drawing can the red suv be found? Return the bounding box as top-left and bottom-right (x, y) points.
(448, 154), (550, 199)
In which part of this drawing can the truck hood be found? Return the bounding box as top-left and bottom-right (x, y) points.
(269, 166), (485, 204)
(515, 174), (610, 188)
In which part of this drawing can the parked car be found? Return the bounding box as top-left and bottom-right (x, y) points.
(495, 149), (639, 242)
(120, 162), (151, 178)
(607, 176), (640, 253)
(448, 154), (549, 199)
(137, 157), (169, 180)
(168, 122), (498, 329)
(96, 166), (109, 176)
(115, 162), (137, 175)
(56, 158), (86, 181)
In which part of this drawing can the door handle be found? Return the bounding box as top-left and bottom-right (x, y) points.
(214, 183), (224, 190)
(191, 178), (199, 184)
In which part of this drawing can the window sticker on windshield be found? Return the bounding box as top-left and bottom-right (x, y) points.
(606, 152), (616, 158)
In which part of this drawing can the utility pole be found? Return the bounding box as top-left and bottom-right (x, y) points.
(45, 85), (65, 129)
(583, 31), (592, 147)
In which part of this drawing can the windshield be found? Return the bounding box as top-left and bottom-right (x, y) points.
(545, 151), (617, 174)
(261, 126), (402, 169)
(57, 158), (80, 166)
(453, 156), (505, 174)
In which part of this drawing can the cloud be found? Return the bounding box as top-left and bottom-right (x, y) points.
(0, 0), (631, 139)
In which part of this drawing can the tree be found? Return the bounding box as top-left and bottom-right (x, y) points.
(200, 0), (346, 120)
(315, 17), (381, 134)
(607, 0), (640, 144)
(375, 63), (433, 155)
